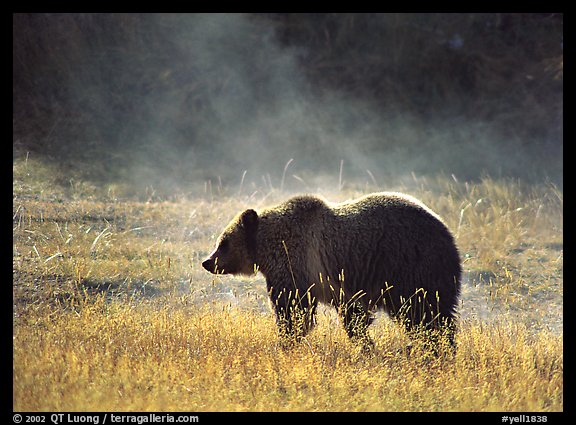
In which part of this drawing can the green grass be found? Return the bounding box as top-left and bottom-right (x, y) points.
(13, 155), (563, 411)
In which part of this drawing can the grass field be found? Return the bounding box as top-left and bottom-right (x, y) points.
(13, 155), (563, 412)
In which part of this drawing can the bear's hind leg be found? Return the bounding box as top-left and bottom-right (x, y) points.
(400, 310), (457, 357)
(339, 301), (374, 350)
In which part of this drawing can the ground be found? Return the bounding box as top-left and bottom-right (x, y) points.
(13, 156), (563, 411)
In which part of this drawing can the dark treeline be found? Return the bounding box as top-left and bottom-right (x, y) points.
(13, 13), (563, 189)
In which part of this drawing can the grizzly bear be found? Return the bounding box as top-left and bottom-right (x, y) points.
(202, 192), (461, 350)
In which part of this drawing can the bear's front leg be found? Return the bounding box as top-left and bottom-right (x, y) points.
(267, 280), (317, 345)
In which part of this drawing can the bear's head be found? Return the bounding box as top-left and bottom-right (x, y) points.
(202, 209), (258, 275)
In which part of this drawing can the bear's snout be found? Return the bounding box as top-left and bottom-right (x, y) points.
(202, 258), (215, 273)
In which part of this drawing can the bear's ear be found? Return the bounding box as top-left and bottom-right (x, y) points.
(241, 209), (258, 232)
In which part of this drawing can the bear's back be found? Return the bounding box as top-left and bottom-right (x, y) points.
(260, 192), (447, 235)
(332, 192), (444, 229)
(261, 195), (328, 222)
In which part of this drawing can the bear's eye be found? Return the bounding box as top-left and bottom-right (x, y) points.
(219, 239), (230, 253)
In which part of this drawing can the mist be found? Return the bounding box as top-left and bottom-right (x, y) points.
(13, 13), (563, 194)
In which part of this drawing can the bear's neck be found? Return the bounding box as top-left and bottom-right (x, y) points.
(247, 227), (258, 274)
(253, 223), (269, 277)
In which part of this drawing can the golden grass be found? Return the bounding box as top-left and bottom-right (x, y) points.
(14, 298), (562, 411)
(13, 156), (563, 411)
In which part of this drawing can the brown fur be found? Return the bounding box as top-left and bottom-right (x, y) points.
(203, 192), (462, 347)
